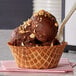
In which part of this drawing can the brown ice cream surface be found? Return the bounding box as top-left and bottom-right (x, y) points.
(10, 10), (60, 46)
(31, 10), (58, 42)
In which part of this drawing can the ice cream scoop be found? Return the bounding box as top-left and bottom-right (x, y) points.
(31, 10), (58, 42)
(10, 20), (36, 46)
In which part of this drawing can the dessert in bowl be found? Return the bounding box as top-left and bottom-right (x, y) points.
(8, 10), (67, 69)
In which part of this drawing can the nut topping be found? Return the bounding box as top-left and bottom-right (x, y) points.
(33, 29), (35, 33)
(21, 42), (25, 46)
(36, 45), (38, 47)
(55, 23), (58, 27)
(39, 17), (42, 22)
(36, 24), (38, 27)
(19, 30), (25, 33)
(33, 12), (38, 17)
(38, 10), (45, 15)
(18, 26), (26, 33)
(26, 31), (29, 33)
(30, 33), (35, 38)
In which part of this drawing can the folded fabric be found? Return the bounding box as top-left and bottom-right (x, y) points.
(0, 58), (74, 73)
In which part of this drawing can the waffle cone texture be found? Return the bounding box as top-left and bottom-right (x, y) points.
(8, 42), (67, 69)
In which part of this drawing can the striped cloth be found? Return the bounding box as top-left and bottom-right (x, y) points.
(0, 58), (75, 73)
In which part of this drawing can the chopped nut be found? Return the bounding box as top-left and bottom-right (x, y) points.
(19, 30), (25, 33)
(18, 26), (26, 33)
(26, 31), (29, 33)
(23, 21), (30, 26)
(44, 14), (47, 17)
(30, 33), (35, 38)
(27, 22), (30, 26)
(36, 45), (38, 47)
(55, 23), (58, 27)
(33, 29), (35, 33)
(50, 43), (53, 47)
(23, 21), (27, 25)
(19, 26), (21, 31)
(38, 10), (45, 15)
(19, 25), (23, 30)
(24, 25), (27, 29)
(36, 24), (38, 27)
(21, 42), (25, 46)
(45, 11), (51, 17)
(27, 19), (32, 24)
(39, 17), (42, 22)
(33, 12), (38, 17)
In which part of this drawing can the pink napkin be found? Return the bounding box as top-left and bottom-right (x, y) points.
(0, 58), (74, 73)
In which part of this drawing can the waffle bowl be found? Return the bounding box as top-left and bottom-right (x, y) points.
(8, 42), (67, 69)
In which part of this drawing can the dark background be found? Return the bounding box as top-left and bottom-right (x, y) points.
(0, 0), (33, 29)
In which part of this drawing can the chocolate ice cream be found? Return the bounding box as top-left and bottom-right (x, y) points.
(31, 10), (58, 42)
(10, 19), (36, 46)
(10, 10), (59, 46)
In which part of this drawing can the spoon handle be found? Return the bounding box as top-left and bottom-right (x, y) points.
(56, 3), (76, 41)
